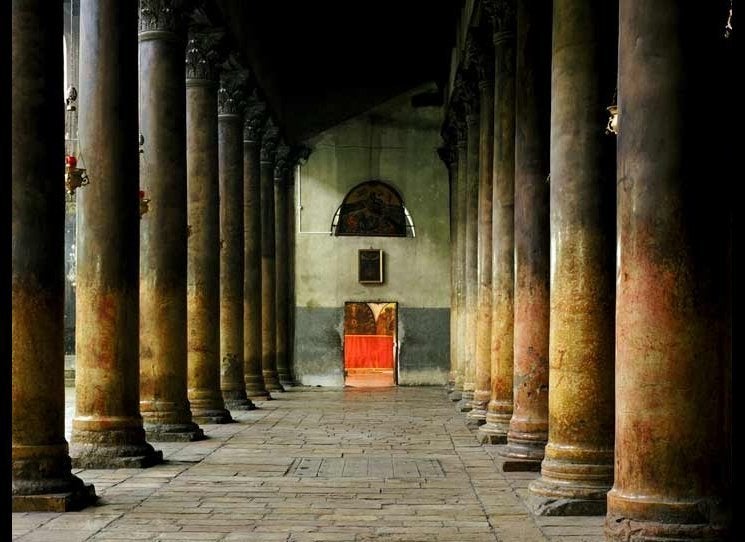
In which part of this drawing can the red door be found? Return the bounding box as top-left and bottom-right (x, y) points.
(344, 302), (396, 387)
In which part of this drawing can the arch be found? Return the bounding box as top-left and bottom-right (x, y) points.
(332, 180), (414, 237)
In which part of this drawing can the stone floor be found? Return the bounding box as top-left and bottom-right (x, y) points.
(14, 386), (606, 541)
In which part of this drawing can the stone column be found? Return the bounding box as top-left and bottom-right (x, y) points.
(274, 144), (293, 387)
(218, 72), (255, 410)
(139, 0), (203, 442)
(499, 0), (551, 469)
(185, 33), (233, 423)
(458, 75), (480, 412)
(467, 33), (495, 426)
(260, 120), (285, 393)
(479, 0), (516, 445)
(450, 111), (468, 402)
(11, 0), (96, 511)
(438, 123), (459, 397)
(243, 95), (271, 400)
(69, 0), (163, 468)
(528, 0), (617, 515)
(606, 1), (732, 539)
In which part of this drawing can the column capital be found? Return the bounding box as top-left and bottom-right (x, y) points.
(273, 142), (291, 181)
(243, 92), (268, 143)
(290, 145), (312, 166)
(139, 0), (191, 35)
(482, 0), (516, 42)
(463, 31), (494, 87)
(185, 30), (224, 83)
(452, 70), (479, 118)
(217, 69), (250, 116)
(438, 121), (459, 167)
(260, 119), (280, 163)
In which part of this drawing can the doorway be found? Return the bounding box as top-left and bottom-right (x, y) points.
(343, 302), (397, 387)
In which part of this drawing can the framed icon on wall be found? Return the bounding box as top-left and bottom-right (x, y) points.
(358, 249), (384, 284)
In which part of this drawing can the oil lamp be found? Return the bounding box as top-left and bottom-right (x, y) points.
(139, 189), (151, 218)
(65, 154), (89, 196)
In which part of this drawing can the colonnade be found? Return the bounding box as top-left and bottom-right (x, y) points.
(441, 0), (732, 539)
(11, 0), (304, 511)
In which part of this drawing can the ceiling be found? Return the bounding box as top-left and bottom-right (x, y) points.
(212, 1), (460, 144)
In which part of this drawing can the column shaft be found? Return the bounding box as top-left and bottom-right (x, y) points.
(274, 174), (293, 386)
(606, 1), (731, 539)
(480, 23), (517, 445)
(219, 111), (255, 410)
(139, 7), (203, 442)
(446, 145), (459, 397)
(243, 134), (271, 400)
(451, 134), (468, 401)
(12, 0), (95, 510)
(500, 0), (551, 467)
(459, 111), (480, 412)
(186, 55), (233, 423)
(260, 141), (284, 392)
(528, 0), (616, 514)
(70, 0), (163, 467)
(470, 78), (495, 425)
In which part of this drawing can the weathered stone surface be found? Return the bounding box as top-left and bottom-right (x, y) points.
(139, 1), (203, 442)
(605, 1), (732, 539)
(12, 0), (95, 508)
(499, 0), (551, 469)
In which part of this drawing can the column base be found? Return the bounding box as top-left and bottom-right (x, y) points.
(70, 438), (164, 469)
(13, 482), (96, 512)
(499, 439), (545, 471)
(145, 423), (205, 442)
(448, 389), (462, 402)
(526, 453), (613, 515)
(247, 390), (271, 401)
(466, 407), (487, 427)
(263, 370), (284, 392)
(605, 513), (730, 542)
(225, 398), (257, 411)
(606, 490), (731, 541)
(192, 409), (234, 424)
(527, 476), (608, 516)
(477, 422), (508, 444)
(457, 391), (474, 412)
(222, 390), (257, 410)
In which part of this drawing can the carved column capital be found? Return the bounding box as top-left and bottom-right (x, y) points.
(463, 31), (494, 86)
(438, 120), (459, 167)
(243, 92), (268, 142)
(260, 119), (280, 162)
(217, 69), (250, 116)
(273, 143), (291, 181)
(290, 145), (312, 166)
(139, 0), (190, 34)
(185, 31), (223, 82)
(482, 0), (516, 44)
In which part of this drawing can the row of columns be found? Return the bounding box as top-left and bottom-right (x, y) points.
(11, 0), (304, 511)
(441, 0), (732, 539)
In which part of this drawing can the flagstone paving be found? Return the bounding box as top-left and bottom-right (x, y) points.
(13, 386), (605, 541)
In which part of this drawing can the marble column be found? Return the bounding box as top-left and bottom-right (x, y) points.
(606, 1), (732, 539)
(438, 123), (459, 397)
(218, 72), (255, 410)
(243, 95), (272, 400)
(457, 75), (480, 413)
(450, 111), (468, 403)
(260, 120), (285, 393)
(69, 0), (163, 467)
(468, 33), (495, 426)
(499, 0), (551, 469)
(274, 144), (293, 387)
(479, 0), (516, 445)
(527, 0), (616, 514)
(11, 0), (96, 511)
(185, 33), (233, 423)
(139, 0), (203, 442)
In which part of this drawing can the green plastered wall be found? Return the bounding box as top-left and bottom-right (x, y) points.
(293, 87), (451, 387)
